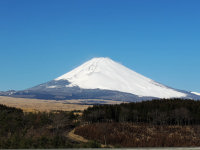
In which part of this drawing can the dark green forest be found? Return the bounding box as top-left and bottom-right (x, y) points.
(83, 99), (200, 125)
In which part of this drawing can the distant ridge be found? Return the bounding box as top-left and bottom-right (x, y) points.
(191, 92), (200, 96)
(2, 57), (200, 102)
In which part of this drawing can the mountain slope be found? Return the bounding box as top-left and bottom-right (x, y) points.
(3, 57), (200, 101)
(55, 57), (185, 98)
(191, 92), (200, 96)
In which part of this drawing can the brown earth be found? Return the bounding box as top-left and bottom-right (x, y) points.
(67, 128), (88, 143)
(66, 127), (113, 148)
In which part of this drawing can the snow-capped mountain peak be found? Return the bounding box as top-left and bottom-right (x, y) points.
(56, 57), (118, 80)
(191, 92), (200, 96)
(4, 57), (200, 101)
(55, 57), (186, 98)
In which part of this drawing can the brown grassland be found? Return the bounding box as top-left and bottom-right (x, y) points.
(75, 122), (200, 147)
(0, 96), (91, 112)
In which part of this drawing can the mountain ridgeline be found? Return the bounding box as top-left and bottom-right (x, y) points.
(2, 57), (200, 102)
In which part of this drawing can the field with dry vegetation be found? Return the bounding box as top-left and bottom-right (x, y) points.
(0, 96), (91, 112)
(75, 123), (200, 147)
(2, 97), (200, 148)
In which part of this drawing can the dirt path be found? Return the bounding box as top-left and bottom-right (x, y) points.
(67, 128), (88, 143)
(66, 127), (113, 148)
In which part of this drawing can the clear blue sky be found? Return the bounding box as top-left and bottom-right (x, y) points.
(0, 0), (199, 92)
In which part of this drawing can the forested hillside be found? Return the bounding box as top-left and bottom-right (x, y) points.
(83, 99), (200, 125)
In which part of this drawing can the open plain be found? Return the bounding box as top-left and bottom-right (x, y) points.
(0, 96), (92, 112)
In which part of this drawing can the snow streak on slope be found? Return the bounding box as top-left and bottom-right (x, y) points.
(191, 92), (200, 96)
(55, 57), (186, 98)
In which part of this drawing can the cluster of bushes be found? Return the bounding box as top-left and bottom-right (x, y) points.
(83, 99), (200, 125)
(0, 135), (73, 148)
(75, 122), (200, 147)
(0, 104), (81, 148)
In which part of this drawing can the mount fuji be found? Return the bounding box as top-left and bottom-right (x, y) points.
(4, 57), (200, 102)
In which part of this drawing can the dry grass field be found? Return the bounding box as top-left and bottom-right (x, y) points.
(0, 96), (92, 112)
(75, 123), (200, 147)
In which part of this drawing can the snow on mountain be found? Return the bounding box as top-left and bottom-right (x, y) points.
(55, 57), (186, 98)
(191, 92), (200, 96)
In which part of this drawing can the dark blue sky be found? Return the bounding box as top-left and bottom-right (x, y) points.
(0, 0), (199, 92)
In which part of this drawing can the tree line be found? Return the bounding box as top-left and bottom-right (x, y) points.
(82, 99), (200, 125)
